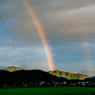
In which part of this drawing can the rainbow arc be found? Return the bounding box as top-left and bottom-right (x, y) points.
(23, 0), (55, 71)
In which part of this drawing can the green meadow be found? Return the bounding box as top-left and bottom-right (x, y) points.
(0, 87), (95, 95)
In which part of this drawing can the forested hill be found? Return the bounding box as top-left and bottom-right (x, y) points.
(0, 70), (67, 87)
(1, 66), (88, 80)
(49, 70), (88, 80)
(84, 76), (95, 81)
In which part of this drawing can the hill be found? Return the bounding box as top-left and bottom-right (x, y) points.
(1, 66), (88, 80)
(49, 70), (88, 80)
(3, 66), (27, 72)
(0, 69), (66, 87)
(84, 76), (95, 81)
(79, 70), (94, 76)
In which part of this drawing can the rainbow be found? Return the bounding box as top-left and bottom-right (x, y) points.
(22, 0), (55, 71)
(78, 22), (93, 76)
(82, 41), (93, 76)
(71, 0), (93, 76)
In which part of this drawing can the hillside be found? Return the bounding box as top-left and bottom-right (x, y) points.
(0, 69), (66, 87)
(79, 70), (94, 76)
(84, 76), (95, 81)
(1, 66), (88, 80)
(49, 70), (88, 80)
(3, 66), (28, 72)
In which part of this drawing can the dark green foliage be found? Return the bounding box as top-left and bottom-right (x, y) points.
(0, 70), (67, 87)
(84, 76), (95, 81)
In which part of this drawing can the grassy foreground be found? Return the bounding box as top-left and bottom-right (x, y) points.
(0, 87), (95, 95)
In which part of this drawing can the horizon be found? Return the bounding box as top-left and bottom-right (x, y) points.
(0, 0), (95, 75)
(0, 65), (94, 76)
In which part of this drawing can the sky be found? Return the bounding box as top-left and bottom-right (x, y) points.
(0, 0), (95, 73)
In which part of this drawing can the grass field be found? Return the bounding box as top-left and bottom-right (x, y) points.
(0, 87), (95, 95)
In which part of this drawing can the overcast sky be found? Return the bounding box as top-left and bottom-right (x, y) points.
(0, 0), (95, 72)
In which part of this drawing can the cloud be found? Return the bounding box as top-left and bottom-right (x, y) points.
(0, 45), (50, 70)
(1, 0), (95, 38)
(1, 0), (95, 71)
(40, 4), (95, 37)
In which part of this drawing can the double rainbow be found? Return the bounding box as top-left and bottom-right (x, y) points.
(23, 0), (55, 71)
(70, 1), (93, 76)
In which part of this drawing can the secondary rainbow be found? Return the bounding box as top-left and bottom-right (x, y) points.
(71, 1), (93, 76)
(22, 0), (55, 71)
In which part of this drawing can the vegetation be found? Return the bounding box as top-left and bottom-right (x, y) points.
(0, 70), (66, 87)
(84, 76), (95, 81)
(0, 69), (95, 88)
(49, 70), (88, 80)
(0, 87), (95, 95)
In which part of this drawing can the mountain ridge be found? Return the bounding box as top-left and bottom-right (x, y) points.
(49, 70), (88, 80)
(2, 66), (28, 72)
(1, 66), (88, 80)
(79, 70), (95, 76)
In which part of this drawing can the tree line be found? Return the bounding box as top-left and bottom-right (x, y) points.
(0, 70), (67, 88)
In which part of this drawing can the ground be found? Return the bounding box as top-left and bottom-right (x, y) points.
(0, 87), (95, 95)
